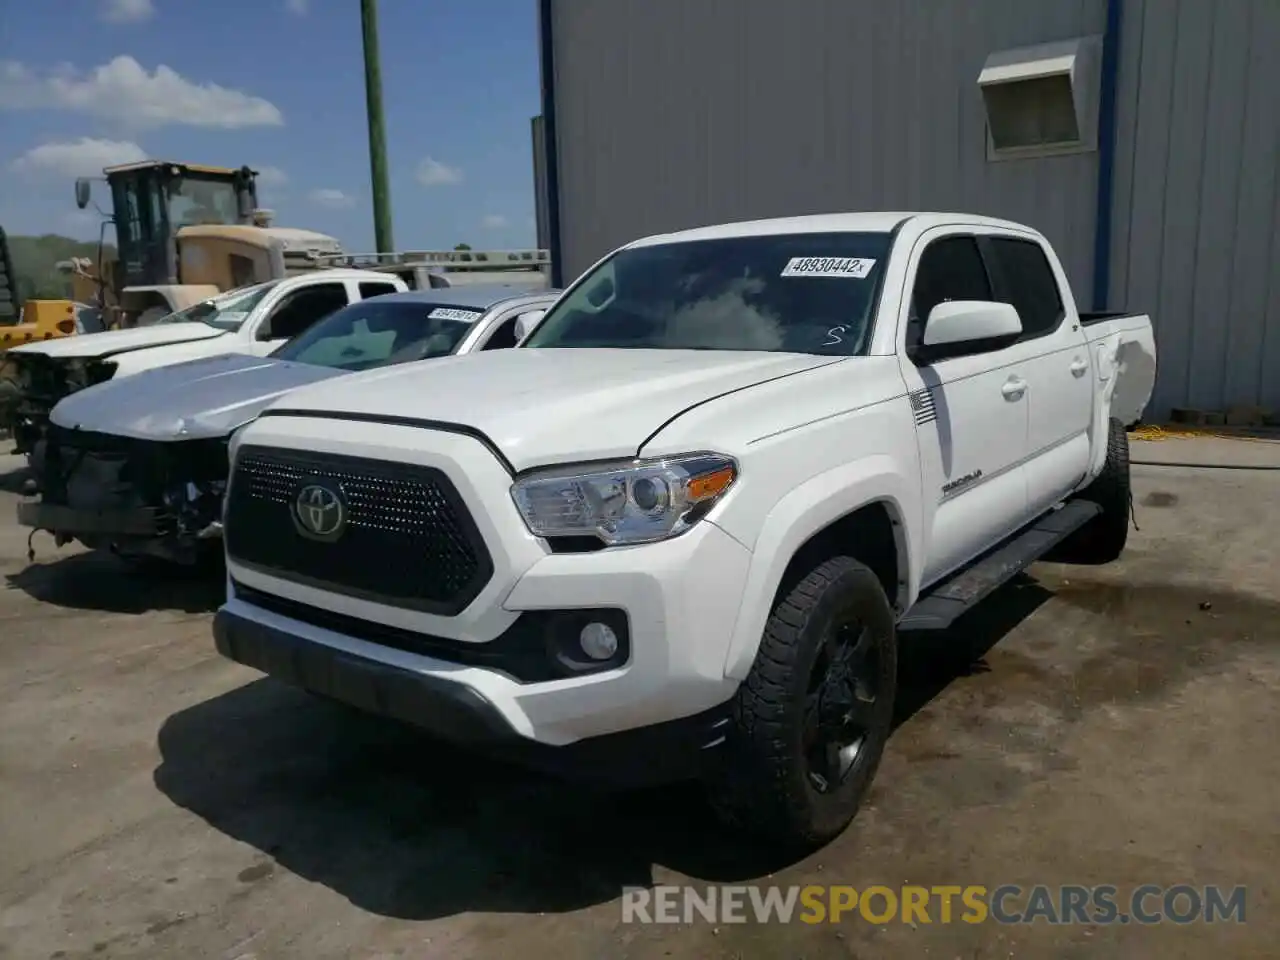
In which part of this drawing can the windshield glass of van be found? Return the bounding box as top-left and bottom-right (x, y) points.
(155, 281), (277, 332)
(270, 300), (486, 371)
(523, 231), (892, 355)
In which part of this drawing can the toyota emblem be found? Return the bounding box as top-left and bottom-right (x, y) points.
(293, 481), (347, 541)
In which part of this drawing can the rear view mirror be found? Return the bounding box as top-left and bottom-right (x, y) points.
(74, 178), (92, 210)
(916, 300), (1021, 362)
(514, 309), (547, 343)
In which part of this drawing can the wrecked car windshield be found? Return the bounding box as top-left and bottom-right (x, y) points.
(522, 231), (892, 356)
(270, 299), (487, 371)
(155, 281), (277, 332)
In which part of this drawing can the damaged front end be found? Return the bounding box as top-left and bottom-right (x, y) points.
(17, 423), (228, 566)
(2, 353), (117, 454)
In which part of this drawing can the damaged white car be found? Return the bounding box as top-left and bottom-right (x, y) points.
(17, 286), (559, 569)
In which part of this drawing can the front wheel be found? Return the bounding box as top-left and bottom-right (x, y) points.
(706, 556), (898, 851)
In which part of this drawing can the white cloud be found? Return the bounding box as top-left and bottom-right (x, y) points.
(286, 0), (310, 13)
(481, 214), (509, 229)
(415, 156), (462, 187)
(309, 188), (354, 209)
(102, 0), (155, 23)
(102, 0), (156, 22)
(254, 165), (288, 187)
(10, 138), (148, 178)
(0, 56), (283, 129)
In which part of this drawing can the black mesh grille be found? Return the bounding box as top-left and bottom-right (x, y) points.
(224, 446), (493, 615)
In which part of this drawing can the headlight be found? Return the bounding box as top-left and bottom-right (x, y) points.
(511, 452), (738, 546)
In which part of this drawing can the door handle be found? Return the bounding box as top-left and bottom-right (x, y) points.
(1070, 357), (1088, 378)
(1001, 376), (1027, 401)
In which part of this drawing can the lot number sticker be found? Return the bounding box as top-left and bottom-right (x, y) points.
(429, 307), (484, 322)
(780, 257), (876, 279)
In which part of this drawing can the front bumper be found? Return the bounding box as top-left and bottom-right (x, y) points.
(214, 604), (734, 787)
(225, 417), (755, 747)
(23, 425), (229, 558)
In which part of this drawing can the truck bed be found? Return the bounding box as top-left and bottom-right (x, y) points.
(1079, 311), (1157, 427)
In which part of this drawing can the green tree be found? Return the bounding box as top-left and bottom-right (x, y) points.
(7, 234), (115, 306)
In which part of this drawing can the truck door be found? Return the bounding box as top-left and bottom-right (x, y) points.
(978, 236), (1094, 515)
(897, 232), (1031, 588)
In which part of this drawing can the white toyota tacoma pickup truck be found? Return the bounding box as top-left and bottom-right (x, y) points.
(213, 212), (1157, 849)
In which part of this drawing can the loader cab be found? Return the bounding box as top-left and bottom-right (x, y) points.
(77, 161), (258, 291)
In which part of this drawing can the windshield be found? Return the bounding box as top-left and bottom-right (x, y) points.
(523, 231), (892, 355)
(269, 300), (488, 371)
(167, 176), (242, 227)
(155, 281), (278, 332)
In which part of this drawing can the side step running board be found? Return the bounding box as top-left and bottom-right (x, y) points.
(899, 499), (1102, 631)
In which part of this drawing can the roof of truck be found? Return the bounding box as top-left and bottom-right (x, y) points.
(629, 211), (1039, 247)
(366, 285), (561, 309)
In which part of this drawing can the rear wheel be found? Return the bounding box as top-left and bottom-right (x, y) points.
(1046, 416), (1131, 565)
(706, 556), (898, 851)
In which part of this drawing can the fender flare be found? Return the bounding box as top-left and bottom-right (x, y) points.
(720, 455), (920, 681)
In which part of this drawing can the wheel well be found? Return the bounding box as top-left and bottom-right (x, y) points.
(773, 502), (904, 612)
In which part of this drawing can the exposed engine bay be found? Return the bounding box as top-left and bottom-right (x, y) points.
(2, 353), (117, 454)
(21, 422), (228, 565)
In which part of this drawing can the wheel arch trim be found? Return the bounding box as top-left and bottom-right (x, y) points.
(720, 456), (920, 681)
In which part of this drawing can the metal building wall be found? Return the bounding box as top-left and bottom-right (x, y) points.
(547, 0), (1107, 285)
(1108, 0), (1280, 416)
(530, 115), (551, 252)
(545, 0), (1280, 417)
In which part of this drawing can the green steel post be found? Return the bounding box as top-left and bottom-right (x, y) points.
(360, 0), (394, 252)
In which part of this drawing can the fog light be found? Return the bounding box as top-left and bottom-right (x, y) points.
(579, 621), (619, 660)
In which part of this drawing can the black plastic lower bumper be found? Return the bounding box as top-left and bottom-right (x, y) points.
(16, 500), (161, 537)
(213, 607), (732, 788)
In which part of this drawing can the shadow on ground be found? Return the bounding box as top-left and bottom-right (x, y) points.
(5, 548), (224, 614)
(153, 575), (1052, 922)
(0, 461), (30, 494)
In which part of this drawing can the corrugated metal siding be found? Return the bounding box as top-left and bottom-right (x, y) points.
(549, 0), (1105, 288)
(548, 0), (1280, 416)
(1109, 0), (1280, 416)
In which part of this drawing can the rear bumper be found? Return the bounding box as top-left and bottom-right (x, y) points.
(16, 499), (161, 537)
(213, 606), (733, 787)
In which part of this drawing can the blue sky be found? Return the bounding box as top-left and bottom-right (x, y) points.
(0, 0), (541, 252)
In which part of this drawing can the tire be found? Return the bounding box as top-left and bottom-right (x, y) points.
(706, 556), (898, 851)
(1046, 416), (1131, 565)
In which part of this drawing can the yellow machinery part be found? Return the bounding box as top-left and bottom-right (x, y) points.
(0, 299), (79, 351)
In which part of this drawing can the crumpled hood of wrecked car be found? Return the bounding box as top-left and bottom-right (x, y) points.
(49, 352), (346, 441)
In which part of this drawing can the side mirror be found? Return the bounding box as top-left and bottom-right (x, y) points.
(74, 178), (92, 210)
(916, 300), (1021, 361)
(514, 309), (547, 343)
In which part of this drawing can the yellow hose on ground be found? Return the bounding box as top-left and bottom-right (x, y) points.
(1130, 424), (1279, 444)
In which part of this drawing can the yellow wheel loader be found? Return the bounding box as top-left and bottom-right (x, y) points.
(74, 160), (344, 327)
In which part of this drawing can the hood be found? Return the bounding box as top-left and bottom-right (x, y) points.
(263, 348), (842, 471)
(50, 352), (345, 441)
(6, 323), (228, 360)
